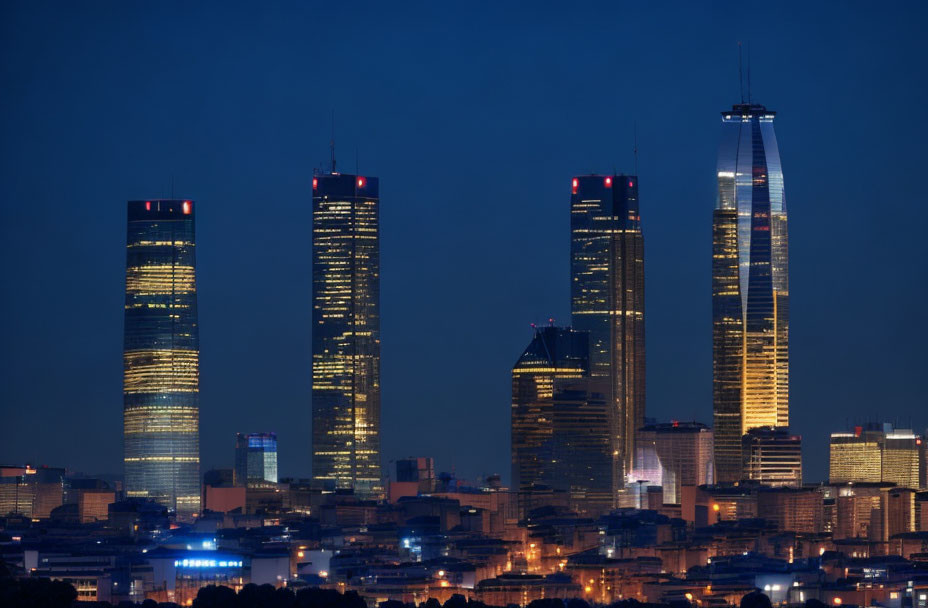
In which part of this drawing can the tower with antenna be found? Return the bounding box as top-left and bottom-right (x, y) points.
(311, 127), (383, 499)
(330, 110), (337, 173)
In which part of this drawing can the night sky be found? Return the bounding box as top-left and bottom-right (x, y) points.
(2, 2), (927, 484)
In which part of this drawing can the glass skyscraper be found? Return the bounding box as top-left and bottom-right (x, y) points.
(234, 432), (278, 487)
(312, 172), (382, 498)
(511, 326), (589, 497)
(570, 175), (645, 487)
(123, 199), (201, 519)
(713, 103), (790, 483)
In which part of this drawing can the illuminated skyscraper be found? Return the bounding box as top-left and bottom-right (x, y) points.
(830, 423), (923, 490)
(713, 104), (789, 483)
(511, 326), (589, 497)
(312, 171), (382, 498)
(570, 174), (645, 485)
(123, 199), (200, 519)
(234, 433), (278, 487)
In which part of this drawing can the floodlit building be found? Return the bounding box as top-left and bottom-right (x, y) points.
(713, 104), (790, 483)
(830, 423), (923, 489)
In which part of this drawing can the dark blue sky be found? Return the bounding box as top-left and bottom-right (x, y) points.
(2, 2), (926, 484)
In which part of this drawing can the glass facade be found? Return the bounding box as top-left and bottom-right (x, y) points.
(713, 104), (789, 483)
(123, 199), (201, 520)
(511, 326), (589, 498)
(312, 172), (382, 498)
(234, 432), (278, 487)
(550, 379), (615, 517)
(570, 175), (645, 487)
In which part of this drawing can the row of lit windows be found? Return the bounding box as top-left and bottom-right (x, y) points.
(124, 349), (198, 394)
(125, 265), (196, 296)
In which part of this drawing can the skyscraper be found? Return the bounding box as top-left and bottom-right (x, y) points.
(123, 199), (200, 519)
(312, 171), (382, 498)
(234, 433), (279, 487)
(511, 326), (589, 496)
(570, 175), (645, 485)
(713, 104), (789, 483)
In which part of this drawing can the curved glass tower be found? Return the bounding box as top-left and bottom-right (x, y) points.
(713, 104), (789, 483)
(123, 199), (201, 519)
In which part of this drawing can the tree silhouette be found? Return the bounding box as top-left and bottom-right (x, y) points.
(740, 591), (772, 608)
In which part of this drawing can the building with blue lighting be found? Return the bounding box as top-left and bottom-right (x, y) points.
(234, 432), (278, 487)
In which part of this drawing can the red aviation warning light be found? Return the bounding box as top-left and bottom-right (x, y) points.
(312, 177), (318, 190)
(145, 201), (151, 211)
(357, 177), (366, 188)
(628, 180), (634, 188)
(604, 176), (612, 188)
(182, 201), (191, 215)
(571, 178), (578, 194)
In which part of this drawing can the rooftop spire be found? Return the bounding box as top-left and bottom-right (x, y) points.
(738, 41), (744, 104)
(330, 109), (336, 173)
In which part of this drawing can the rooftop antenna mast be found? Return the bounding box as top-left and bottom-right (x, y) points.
(330, 110), (337, 173)
(746, 41), (752, 104)
(738, 41), (744, 104)
(633, 121), (639, 176)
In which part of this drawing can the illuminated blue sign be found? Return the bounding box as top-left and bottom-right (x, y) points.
(174, 558), (243, 568)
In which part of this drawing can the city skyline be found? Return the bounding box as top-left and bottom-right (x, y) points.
(2, 3), (927, 485)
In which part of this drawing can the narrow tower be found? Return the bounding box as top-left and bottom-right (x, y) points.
(123, 199), (201, 520)
(569, 175), (645, 488)
(311, 171), (383, 498)
(713, 103), (789, 483)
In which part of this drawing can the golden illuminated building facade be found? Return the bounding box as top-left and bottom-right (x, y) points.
(713, 104), (789, 483)
(570, 174), (645, 487)
(830, 424), (924, 490)
(312, 172), (382, 498)
(123, 199), (201, 519)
